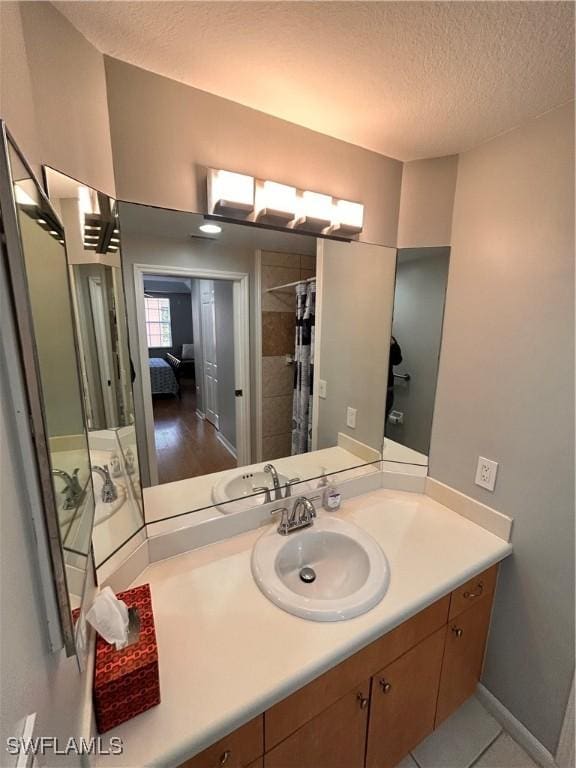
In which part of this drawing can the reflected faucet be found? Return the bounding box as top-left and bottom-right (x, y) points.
(264, 464), (301, 501)
(264, 464), (282, 501)
(52, 468), (86, 510)
(91, 465), (118, 504)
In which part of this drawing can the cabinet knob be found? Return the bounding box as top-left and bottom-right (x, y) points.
(379, 679), (392, 694)
(356, 692), (369, 710)
(219, 750), (232, 766)
(452, 626), (464, 638)
(464, 581), (484, 599)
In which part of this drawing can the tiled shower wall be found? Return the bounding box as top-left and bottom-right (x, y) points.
(260, 251), (316, 461)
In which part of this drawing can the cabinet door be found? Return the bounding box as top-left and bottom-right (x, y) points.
(436, 597), (493, 726)
(366, 627), (445, 768)
(264, 681), (371, 768)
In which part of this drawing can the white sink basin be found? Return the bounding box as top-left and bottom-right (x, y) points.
(212, 469), (291, 514)
(251, 515), (390, 621)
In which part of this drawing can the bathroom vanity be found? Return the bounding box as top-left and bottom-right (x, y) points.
(94, 488), (512, 768)
(180, 565), (497, 768)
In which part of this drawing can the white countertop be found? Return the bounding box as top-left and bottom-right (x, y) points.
(98, 488), (512, 768)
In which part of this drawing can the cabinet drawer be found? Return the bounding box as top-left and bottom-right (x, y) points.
(264, 680), (371, 768)
(179, 717), (263, 768)
(436, 597), (493, 726)
(265, 596), (449, 750)
(449, 565), (498, 620)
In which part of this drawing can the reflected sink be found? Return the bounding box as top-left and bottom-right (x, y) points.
(251, 515), (390, 621)
(212, 469), (291, 514)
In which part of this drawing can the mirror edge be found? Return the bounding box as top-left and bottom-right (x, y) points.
(0, 122), (78, 656)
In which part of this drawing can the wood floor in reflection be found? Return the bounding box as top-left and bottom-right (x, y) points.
(153, 378), (237, 485)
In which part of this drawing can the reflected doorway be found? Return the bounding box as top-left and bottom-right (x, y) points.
(135, 266), (251, 485)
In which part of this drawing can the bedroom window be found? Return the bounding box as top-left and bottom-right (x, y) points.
(145, 296), (172, 348)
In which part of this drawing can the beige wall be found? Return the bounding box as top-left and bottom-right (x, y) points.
(0, 2), (41, 165)
(429, 102), (574, 753)
(0, 1), (115, 194)
(104, 58), (402, 247)
(397, 155), (458, 248)
(317, 240), (397, 452)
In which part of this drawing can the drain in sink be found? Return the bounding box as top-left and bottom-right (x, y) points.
(299, 566), (316, 584)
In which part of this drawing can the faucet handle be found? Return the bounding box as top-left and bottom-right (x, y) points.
(271, 506), (289, 535)
(284, 477), (301, 498)
(253, 486), (272, 504)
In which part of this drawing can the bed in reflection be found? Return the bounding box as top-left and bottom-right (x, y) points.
(149, 357), (179, 396)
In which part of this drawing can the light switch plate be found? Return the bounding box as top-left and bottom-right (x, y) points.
(475, 456), (498, 491)
(346, 407), (357, 429)
(318, 379), (327, 399)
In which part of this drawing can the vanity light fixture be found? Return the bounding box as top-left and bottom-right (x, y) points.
(205, 167), (365, 237)
(14, 183), (64, 244)
(207, 169), (255, 216)
(199, 223), (222, 234)
(295, 191), (334, 230)
(255, 180), (298, 222)
(329, 199), (365, 235)
(80, 188), (119, 254)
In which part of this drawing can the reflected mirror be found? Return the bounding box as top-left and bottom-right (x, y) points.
(44, 168), (145, 569)
(383, 246), (450, 463)
(117, 203), (397, 524)
(0, 130), (94, 653)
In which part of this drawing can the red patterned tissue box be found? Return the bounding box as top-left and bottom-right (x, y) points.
(93, 583), (160, 733)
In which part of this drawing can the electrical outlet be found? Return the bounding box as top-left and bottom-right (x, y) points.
(346, 407), (357, 429)
(475, 456), (498, 491)
(318, 379), (327, 399)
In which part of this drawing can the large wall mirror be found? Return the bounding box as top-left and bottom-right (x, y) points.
(117, 203), (398, 525)
(0, 127), (94, 655)
(44, 168), (145, 570)
(13, 159), (451, 580)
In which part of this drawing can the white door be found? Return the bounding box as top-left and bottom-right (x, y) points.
(200, 280), (219, 428)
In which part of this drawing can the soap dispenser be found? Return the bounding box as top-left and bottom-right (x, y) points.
(318, 470), (342, 512)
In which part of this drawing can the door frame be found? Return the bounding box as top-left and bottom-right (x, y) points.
(133, 263), (251, 486)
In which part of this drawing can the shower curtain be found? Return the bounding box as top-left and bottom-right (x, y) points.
(291, 280), (316, 455)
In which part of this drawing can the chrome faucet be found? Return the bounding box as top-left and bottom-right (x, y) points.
(272, 496), (318, 536)
(52, 468), (86, 510)
(91, 465), (118, 504)
(264, 464), (282, 500)
(263, 464), (301, 501)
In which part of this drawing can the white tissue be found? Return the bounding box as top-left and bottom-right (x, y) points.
(86, 587), (130, 650)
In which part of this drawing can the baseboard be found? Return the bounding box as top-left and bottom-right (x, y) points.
(216, 431), (237, 459)
(196, 409), (206, 420)
(476, 684), (557, 768)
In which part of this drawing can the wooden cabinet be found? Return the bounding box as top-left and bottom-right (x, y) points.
(179, 717), (263, 768)
(366, 627), (445, 768)
(449, 565), (498, 621)
(179, 565), (499, 768)
(264, 681), (371, 768)
(436, 596), (494, 726)
(265, 597), (449, 751)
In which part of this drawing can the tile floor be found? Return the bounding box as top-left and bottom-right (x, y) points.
(397, 696), (539, 768)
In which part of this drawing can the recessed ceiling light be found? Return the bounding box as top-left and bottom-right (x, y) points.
(199, 223), (222, 234)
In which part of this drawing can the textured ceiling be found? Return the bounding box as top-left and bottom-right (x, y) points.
(54, 1), (574, 160)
